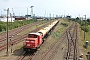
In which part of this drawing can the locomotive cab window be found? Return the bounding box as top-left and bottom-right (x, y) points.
(28, 34), (38, 38)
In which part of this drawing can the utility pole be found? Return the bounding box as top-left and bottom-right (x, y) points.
(53, 14), (54, 20)
(44, 10), (46, 18)
(64, 10), (65, 18)
(12, 8), (15, 18)
(1, 11), (2, 17)
(4, 8), (9, 56)
(47, 13), (48, 18)
(78, 13), (81, 24)
(53, 14), (54, 18)
(27, 8), (28, 20)
(10, 13), (12, 28)
(50, 13), (51, 20)
(84, 15), (86, 40)
(7, 8), (9, 56)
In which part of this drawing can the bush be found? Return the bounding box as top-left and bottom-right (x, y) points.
(2, 24), (6, 31)
(61, 23), (68, 27)
(0, 24), (2, 31)
(81, 26), (89, 32)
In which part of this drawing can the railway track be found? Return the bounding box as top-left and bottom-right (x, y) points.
(17, 21), (79, 60)
(15, 20), (57, 60)
(18, 51), (36, 60)
(64, 22), (78, 60)
(27, 22), (74, 60)
(0, 20), (79, 60)
(39, 32), (67, 60)
(0, 22), (40, 51)
(16, 21), (77, 60)
(0, 20), (53, 52)
(0, 21), (42, 45)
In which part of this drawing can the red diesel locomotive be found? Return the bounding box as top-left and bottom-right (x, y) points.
(23, 20), (59, 51)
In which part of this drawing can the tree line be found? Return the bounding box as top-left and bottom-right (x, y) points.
(0, 19), (37, 32)
(69, 17), (90, 32)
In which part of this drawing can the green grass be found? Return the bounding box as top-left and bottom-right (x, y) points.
(52, 28), (64, 39)
(52, 19), (71, 39)
(85, 26), (90, 51)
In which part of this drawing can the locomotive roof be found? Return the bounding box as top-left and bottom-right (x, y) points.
(29, 32), (40, 36)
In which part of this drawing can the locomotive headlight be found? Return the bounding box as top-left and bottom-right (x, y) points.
(26, 40), (29, 42)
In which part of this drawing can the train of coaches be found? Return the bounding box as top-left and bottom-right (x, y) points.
(23, 20), (59, 51)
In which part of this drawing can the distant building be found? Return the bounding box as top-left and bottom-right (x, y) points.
(25, 15), (32, 20)
(0, 17), (15, 22)
(36, 17), (44, 20)
(15, 16), (25, 20)
(66, 15), (71, 19)
(0, 16), (3, 18)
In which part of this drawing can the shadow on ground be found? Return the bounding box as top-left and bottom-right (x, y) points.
(12, 46), (23, 56)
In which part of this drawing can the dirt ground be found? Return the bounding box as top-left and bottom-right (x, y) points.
(0, 40), (25, 60)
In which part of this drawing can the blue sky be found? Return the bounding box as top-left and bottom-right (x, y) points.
(0, 0), (90, 18)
